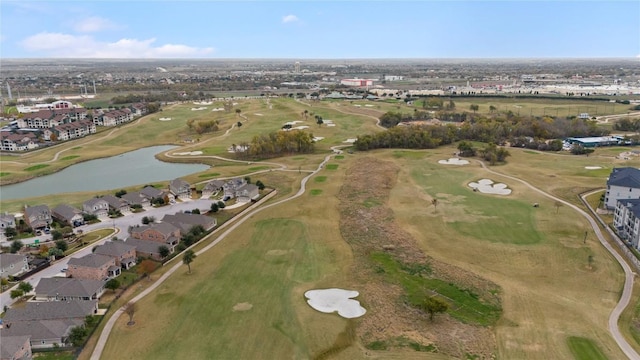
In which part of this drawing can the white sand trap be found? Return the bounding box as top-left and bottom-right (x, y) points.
(211, 108), (225, 112)
(354, 104), (362, 107)
(468, 179), (512, 195)
(312, 137), (325, 142)
(343, 138), (357, 143)
(293, 125), (310, 130)
(232, 102), (238, 106)
(158, 117), (172, 121)
(327, 124), (336, 127)
(233, 302), (253, 311)
(585, 166), (602, 170)
(438, 158), (469, 165)
(285, 121), (304, 125)
(323, 120), (334, 124)
(193, 101), (212, 105)
(365, 104), (374, 107)
(304, 289), (366, 319)
(191, 107), (207, 111)
(254, 113), (263, 116)
(173, 151), (203, 156)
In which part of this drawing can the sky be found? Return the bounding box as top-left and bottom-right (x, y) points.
(0, 1), (638, 59)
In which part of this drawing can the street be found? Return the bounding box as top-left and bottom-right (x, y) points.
(0, 198), (217, 309)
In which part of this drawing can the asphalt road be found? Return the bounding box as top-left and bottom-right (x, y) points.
(0, 199), (217, 309)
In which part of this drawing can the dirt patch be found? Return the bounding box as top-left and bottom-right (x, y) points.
(233, 302), (253, 311)
(266, 249), (289, 256)
(338, 156), (499, 358)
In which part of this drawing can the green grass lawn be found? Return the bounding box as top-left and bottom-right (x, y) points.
(566, 336), (608, 360)
(100, 218), (333, 359)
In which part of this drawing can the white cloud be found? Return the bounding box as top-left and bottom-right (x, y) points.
(21, 32), (214, 58)
(73, 16), (120, 33)
(282, 14), (299, 23)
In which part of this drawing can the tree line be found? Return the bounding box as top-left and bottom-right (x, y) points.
(234, 130), (315, 159)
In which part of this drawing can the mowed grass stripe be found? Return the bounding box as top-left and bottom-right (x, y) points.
(566, 336), (608, 360)
(101, 218), (321, 360)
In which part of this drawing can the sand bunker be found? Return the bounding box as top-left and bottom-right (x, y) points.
(233, 302), (253, 311)
(327, 124), (336, 127)
(585, 166), (602, 170)
(312, 137), (325, 142)
(304, 289), (366, 319)
(191, 107), (207, 111)
(284, 121), (304, 125)
(158, 117), (172, 121)
(254, 113), (263, 116)
(468, 179), (512, 195)
(439, 158), (469, 165)
(343, 138), (357, 143)
(293, 125), (310, 130)
(211, 108), (225, 112)
(193, 101), (212, 105)
(173, 151), (203, 156)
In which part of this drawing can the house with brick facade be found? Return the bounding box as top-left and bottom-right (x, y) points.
(93, 241), (137, 269)
(67, 254), (120, 281)
(161, 213), (217, 234)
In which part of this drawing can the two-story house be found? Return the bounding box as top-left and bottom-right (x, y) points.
(67, 254), (120, 281)
(235, 183), (260, 203)
(51, 204), (85, 228)
(93, 241), (137, 269)
(0, 213), (16, 238)
(23, 205), (52, 231)
(605, 167), (640, 210)
(161, 213), (217, 235)
(169, 179), (192, 200)
(126, 222), (181, 260)
(201, 180), (225, 198)
(101, 195), (131, 214)
(0, 132), (39, 152)
(120, 191), (151, 208)
(82, 198), (110, 218)
(0, 254), (29, 279)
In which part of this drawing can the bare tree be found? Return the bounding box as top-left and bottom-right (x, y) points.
(554, 201), (563, 214)
(125, 302), (136, 326)
(431, 198), (438, 212)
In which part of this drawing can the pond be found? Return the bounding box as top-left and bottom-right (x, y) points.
(0, 145), (209, 201)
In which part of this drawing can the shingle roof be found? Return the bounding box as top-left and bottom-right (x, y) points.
(121, 192), (149, 205)
(35, 278), (104, 299)
(0, 253), (25, 267)
(140, 186), (164, 199)
(94, 241), (136, 258)
(0, 334), (30, 359)
(68, 254), (114, 269)
(125, 238), (165, 255)
(1, 319), (83, 343)
(608, 167), (640, 188)
(619, 198), (640, 218)
(24, 205), (50, 219)
(3, 300), (97, 322)
(52, 204), (81, 222)
(83, 197), (108, 208)
(161, 213), (216, 233)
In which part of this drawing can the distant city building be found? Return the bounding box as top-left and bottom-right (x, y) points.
(383, 75), (404, 81)
(340, 79), (374, 87)
(16, 100), (78, 113)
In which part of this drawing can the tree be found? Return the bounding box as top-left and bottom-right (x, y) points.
(457, 141), (476, 157)
(10, 240), (23, 254)
(137, 259), (157, 280)
(237, 121), (243, 127)
(141, 216), (150, 225)
(125, 301), (137, 325)
(191, 208), (200, 214)
(18, 281), (33, 295)
(51, 230), (63, 241)
(316, 115), (324, 127)
(470, 104), (479, 114)
(489, 105), (497, 113)
(431, 198), (438, 211)
(48, 247), (63, 258)
(4, 227), (17, 238)
(217, 201), (226, 209)
(10, 289), (24, 299)
(210, 202), (219, 213)
(55, 240), (68, 252)
(105, 278), (120, 292)
(554, 201), (563, 214)
(255, 180), (265, 190)
(158, 245), (170, 259)
(421, 296), (449, 321)
(588, 255), (594, 269)
(183, 250), (196, 274)
(68, 325), (88, 346)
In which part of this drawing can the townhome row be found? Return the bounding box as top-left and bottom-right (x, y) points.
(609, 168), (640, 249)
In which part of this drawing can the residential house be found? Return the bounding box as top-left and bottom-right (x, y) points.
(120, 191), (151, 208)
(16, 108), (87, 130)
(0, 300), (97, 349)
(23, 205), (52, 231)
(0, 132), (39, 152)
(605, 167), (640, 209)
(101, 195), (131, 214)
(67, 254), (120, 281)
(169, 178), (192, 200)
(235, 183), (260, 203)
(161, 213), (217, 235)
(129, 103), (148, 116)
(223, 178), (247, 200)
(128, 222), (181, 259)
(202, 180), (225, 198)
(0, 213), (16, 237)
(93, 241), (137, 269)
(124, 238), (168, 261)
(140, 185), (173, 204)
(34, 278), (105, 301)
(82, 198), (109, 218)
(51, 204), (85, 228)
(0, 335), (32, 360)
(0, 254), (29, 279)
